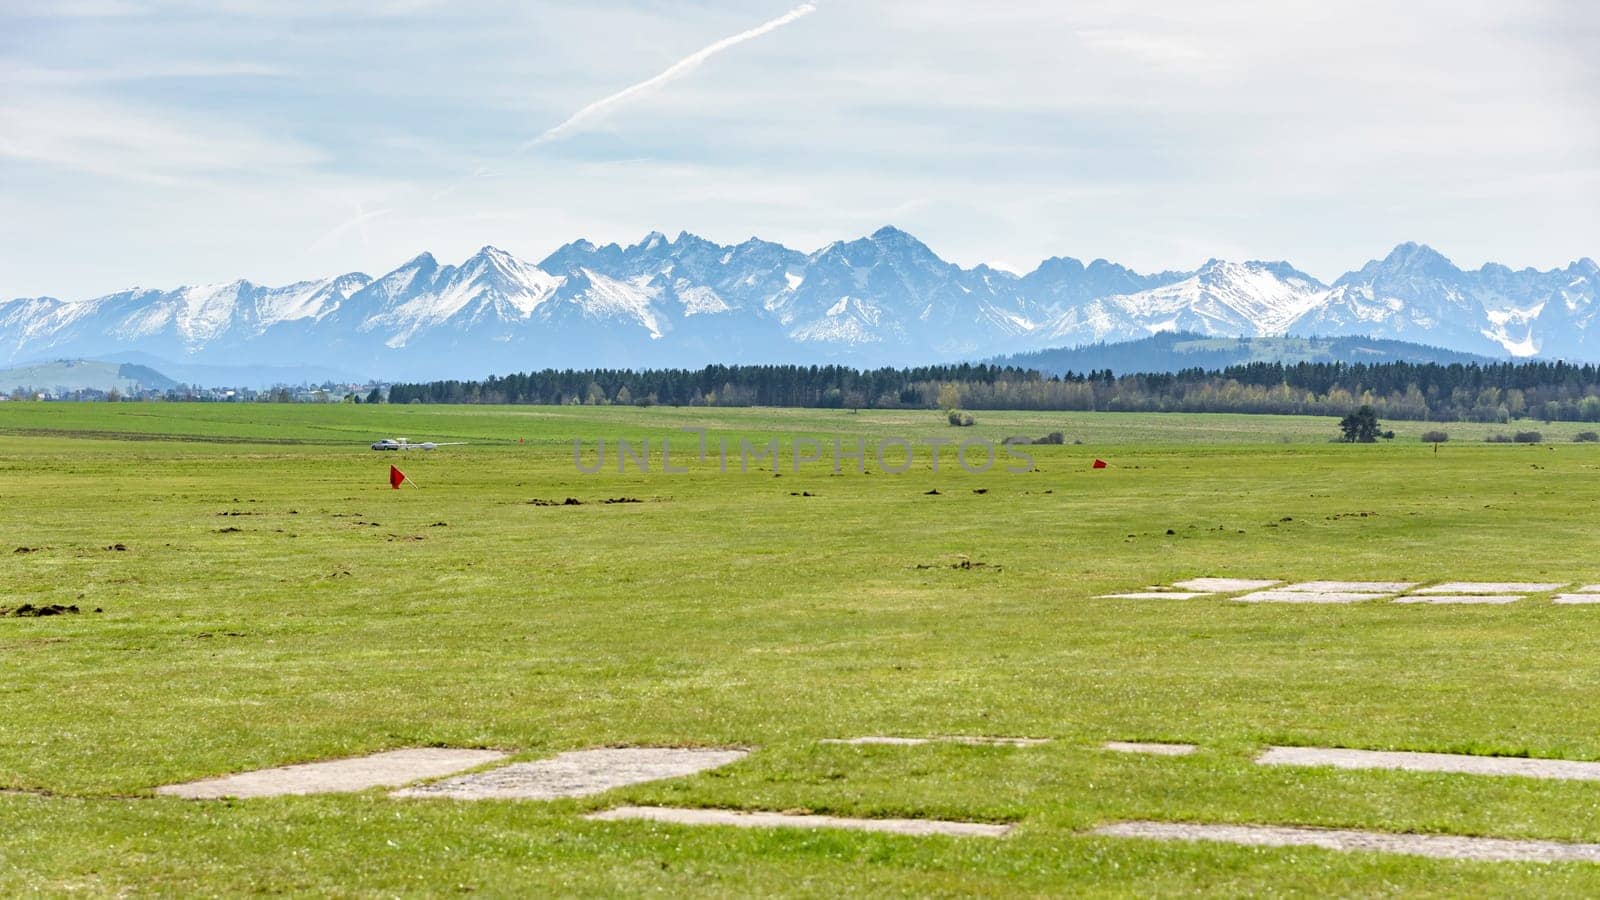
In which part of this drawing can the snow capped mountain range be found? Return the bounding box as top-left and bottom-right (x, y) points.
(3, 228), (1596, 379)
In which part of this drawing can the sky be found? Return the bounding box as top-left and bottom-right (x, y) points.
(2, 0), (1597, 300)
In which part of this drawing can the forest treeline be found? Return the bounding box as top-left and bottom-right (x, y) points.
(387, 360), (1600, 423)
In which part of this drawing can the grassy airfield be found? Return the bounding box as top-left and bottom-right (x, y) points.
(3, 402), (1600, 896)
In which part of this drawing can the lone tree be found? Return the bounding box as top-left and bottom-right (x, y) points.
(1338, 405), (1383, 443)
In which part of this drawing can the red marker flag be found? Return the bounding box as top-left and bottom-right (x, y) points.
(389, 465), (409, 489)
(1092, 459), (1108, 469)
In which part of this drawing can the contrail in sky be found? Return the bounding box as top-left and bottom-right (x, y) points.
(526, 3), (817, 148)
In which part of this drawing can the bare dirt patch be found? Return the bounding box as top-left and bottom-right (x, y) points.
(3, 604), (90, 618)
(1092, 821), (1600, 863)
(1256, 746), (1600, 781)
(393, 748), (747, 801)
(155, 748), (508, 799)
(914, 557), (1000, 572)
(588, 806), (1014, 838)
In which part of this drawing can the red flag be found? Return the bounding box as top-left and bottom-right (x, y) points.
(389, 465), (407, 489)
(1092, 459), (1108, 469)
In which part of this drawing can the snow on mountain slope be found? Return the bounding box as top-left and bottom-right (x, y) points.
(570, 269), (664, 338)
(0, 273), (375, 364)
(1034, 259), (1328, 343)
(1020, 257), (1188, 317)
(1481, 303), (1544, 357)
(175, 282), (247, 344)
(2, 231), (1595, 377)
(1118, 260), (1326, 334)
(255, 273), (371, 326)
(674, 282), (730, 316)
(0, 296), (99, 356)
(358, 247), (561, 346)
(789, 295), (893, 345)
(772, 227), (1052, 357)
(1285, 243), (1597, 358)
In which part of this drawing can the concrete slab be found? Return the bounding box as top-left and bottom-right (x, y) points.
(1093, 821), (1600, 863)
(588, 805), (1014, 838)
(1576, 584), (1600, 593)
(1413, 582), (1564, 594)
(1099, 592), (1209, 600)
(1235, 591), (1385, 604)
(155, 748), (508, 799)
(1171, 578), (1280, 592)
(1257, 746), (1600, 781)
(820, 736), (1048, 747)
(1278, 581), (1418, 593)
(393, 748), (747, 800)
(1555, 594), (1600, 605)
(820, 736), (930, 746)
(1394, 595), (1521, 605)
(1103, 741), (1197, 756)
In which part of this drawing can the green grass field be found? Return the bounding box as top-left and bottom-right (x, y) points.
(4, 401), (1600, 896)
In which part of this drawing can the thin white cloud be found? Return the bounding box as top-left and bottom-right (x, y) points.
(0, 96), (324, 183)
(22, 0), (146, 16)
(2, 60), (284, 85)
(526, 3), (817, 148)
(1075, 29), (1219, 72)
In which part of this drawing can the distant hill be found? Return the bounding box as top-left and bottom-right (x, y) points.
(0, 359), (179, 395)
(95, 352), (367, 389)
(991, 332), (1495, 376)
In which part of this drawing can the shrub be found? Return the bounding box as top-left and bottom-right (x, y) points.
(1004, 431), (1064, 445)
(1420, 430), (1449, 443)
(1486, 434), (1513, 443)
(1576, 431), (1600, 443)
(1513, 431), (1544, 443)
(947, 411), (974, 427)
